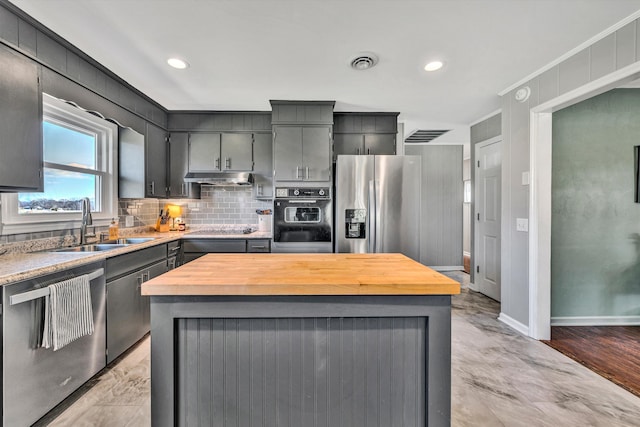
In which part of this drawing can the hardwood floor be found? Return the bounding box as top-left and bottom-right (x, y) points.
(543, 326), (640, 398)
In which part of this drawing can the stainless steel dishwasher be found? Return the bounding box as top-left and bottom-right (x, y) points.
(2, 261), (106, 426)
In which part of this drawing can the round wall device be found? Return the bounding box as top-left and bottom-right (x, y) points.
(515, 86), (531, 103)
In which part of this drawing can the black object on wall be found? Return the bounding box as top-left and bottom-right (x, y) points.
(635, 145), (640, 203)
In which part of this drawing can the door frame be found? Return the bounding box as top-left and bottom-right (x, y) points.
(528, 62), (640, 340)
(473, 136), (502, 295)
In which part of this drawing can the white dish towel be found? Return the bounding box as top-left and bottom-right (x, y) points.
(42, 274), (94, 351)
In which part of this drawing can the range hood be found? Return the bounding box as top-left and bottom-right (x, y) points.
(183, 172), (254, 186)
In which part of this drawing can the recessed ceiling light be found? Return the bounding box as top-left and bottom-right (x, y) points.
(424, 61), (443, 72)
(167, 58), (189, 69)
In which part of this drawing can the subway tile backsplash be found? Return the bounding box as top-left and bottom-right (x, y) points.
(118, 186), (272, 228)
(0, 185), (273, 253)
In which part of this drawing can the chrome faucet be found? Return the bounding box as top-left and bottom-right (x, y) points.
(80, 197), (95, 244)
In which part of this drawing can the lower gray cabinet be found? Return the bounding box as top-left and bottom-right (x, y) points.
(183, 238), (271, 263)
(106, 245), (168, 363)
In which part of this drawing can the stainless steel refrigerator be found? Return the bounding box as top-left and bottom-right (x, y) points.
(335, 155), (421, 261)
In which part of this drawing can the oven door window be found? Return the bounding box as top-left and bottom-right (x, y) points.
(284, 207), (321, 223)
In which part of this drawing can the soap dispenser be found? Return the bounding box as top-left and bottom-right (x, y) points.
(109, 218), (119, 240)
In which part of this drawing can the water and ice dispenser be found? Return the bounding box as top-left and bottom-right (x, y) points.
(345, 209), (366, 238)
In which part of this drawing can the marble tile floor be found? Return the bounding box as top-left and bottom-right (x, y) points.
(41, 271), (640, 426)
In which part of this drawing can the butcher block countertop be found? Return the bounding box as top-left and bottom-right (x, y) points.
(141, 253), (460, 296)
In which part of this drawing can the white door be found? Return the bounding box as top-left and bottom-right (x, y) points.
(475, 140), (501, 301)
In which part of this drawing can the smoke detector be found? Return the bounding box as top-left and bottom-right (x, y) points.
(350, 52), (378, 70)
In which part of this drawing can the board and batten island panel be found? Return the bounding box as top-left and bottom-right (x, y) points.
(143, 253), (460, 427)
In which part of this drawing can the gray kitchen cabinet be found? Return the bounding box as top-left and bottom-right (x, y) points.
(106, 244), (168, 363)
(145, 123), (168, 198)
(333, 113), (398, 161)
(119, 125), (169, 199)
(188, 132), (253, 172)
(252, 132), (273, 198)
(273, 125), (332, 182)
(0, 44), (43, 192)
(333, 133), (396, 158)
(168, 132), (199, 198)
(182, 238), (271, 263)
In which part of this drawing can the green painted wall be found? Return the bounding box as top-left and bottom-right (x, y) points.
(552, 89), (640, 318)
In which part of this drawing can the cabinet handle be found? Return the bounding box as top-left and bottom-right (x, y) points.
(257, 184), (263, 196)
(305, 167), (310, 180)
(149, 181), (155, 195)
(143, 272), (150, 282)
(136, 275), (144, 290)
(367, 148), (371, 155)
(216, 158), (221, 170)
(225, 158), (231, 169)
(296, 166), (301, 179)
(182, 182), (186, 196)
(251, 246), (266, 250)
(356, 148), (360, 155)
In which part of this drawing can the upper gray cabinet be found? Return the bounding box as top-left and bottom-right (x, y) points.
(270, 100), (334, 183)
(252, 132), (273, 199)
(188, 132), (253, 172)
(168, 132), (199, 199)
(119, 124), (168, 199)
(333, 113), (398, 160)
(0, 44), (43, 192)
(273, 125), (332, 182)
(145, 123), (168, 198)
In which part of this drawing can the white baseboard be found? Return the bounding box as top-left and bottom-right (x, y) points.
(431, 265), (464, 271)
(551, 316), (640, 326)
(468, 281), (479, 292)
(498, 312), (530, 336)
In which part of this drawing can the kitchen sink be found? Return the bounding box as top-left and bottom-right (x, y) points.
(53, 243), (130, 252)
(50, 237), (159, 252)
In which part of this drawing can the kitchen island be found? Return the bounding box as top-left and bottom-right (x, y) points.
(142, 253), (460, 427)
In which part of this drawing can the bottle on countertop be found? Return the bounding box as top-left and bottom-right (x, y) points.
(109, 218), (119, 240)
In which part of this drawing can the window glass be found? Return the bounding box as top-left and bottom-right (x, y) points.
(18, 120), (100, 214)
(19, 168), (97, 213)
(43, 121), (96, 169)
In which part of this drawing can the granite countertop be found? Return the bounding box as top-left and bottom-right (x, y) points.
(0, 228), (272, 286)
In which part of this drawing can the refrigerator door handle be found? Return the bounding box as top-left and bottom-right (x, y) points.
(368, 179), (376, 253)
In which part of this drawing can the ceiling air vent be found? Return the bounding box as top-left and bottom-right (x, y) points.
(350, 52), (378, 70)
(404, 129), (450, 144)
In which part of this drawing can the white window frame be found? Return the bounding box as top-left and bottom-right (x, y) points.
(0, 94), (118, 235)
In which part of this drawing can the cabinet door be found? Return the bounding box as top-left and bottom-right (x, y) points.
(189, 133), (221, 172)
(364, 134), (395, 155)
(302, 126), (331, 181)
(168, 132), (189, 197)
(333, 134), (364, 161)
(273, 126), (303, 181)
(140, 260), (169, 336)
(0, 45), (43, 191)
(107, 270), (144, 363)
(253, 132), (273, 198)
(145, 123), (167, 198)
(221, 133), (253, 171)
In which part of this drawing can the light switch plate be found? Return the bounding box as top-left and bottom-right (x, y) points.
(516, 218), (528, 232)
(125, 215), (134, 227)
(522, 171), (530, 186)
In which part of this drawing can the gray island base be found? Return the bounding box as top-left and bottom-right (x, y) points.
(143, 253), (459, 426)
(150, 294), (452, 426)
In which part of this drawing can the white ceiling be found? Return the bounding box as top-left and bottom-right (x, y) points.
(8, 0), (640, 141)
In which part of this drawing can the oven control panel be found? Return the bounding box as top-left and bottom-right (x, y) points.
(275, 187), (330, 199)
